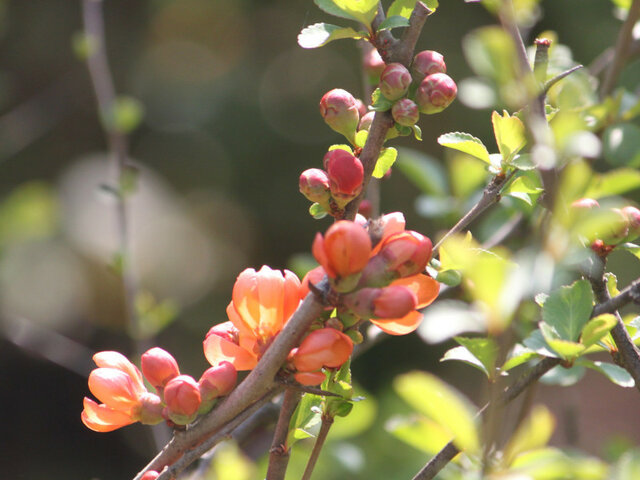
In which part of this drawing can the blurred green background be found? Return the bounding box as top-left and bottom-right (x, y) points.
(1, 1), (639, 479)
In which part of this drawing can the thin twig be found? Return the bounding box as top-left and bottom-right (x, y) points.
(592, 277), (640, 317)
(301, 416), (334, 480)
(266, 388), (303, 480)
(600, 0), (640, 98)
(275, 377), (342, 397)
(411, 356), (560, 480)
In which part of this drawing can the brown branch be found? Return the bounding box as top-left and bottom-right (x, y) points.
(266, 388), (303, 480)
(600, 0), (640, 98)
(301, 416), (334, 480)
(411, 356), (560, 480)
(592, 277), (640, 317)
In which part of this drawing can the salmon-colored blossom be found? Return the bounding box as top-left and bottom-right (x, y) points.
(290, 328), (353, 385)
(141, 347), (180, 390)
(312, 220), (372, 279)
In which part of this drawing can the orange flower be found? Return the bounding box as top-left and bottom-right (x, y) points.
(312, 221), (372, 279)
(203, 266), (304, 370)
(81, 351), (163, 432)
(290, 328), (353, 385)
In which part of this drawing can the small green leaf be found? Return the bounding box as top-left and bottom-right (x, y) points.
(581, 314), (617, 349)
(435, 269), (462, 286)
(412, 124), (422, 141)
(492, 110), (526, 164)
(371, 88), (394, 111)
(372, 147), (398, 178)
(328, 0), (378, 27)
(438, 132), (491, 164)
(388, 0), (438, 18)
(504, 172), (543, 205)
(454, 336), (499, 378)
(378, 15), (410, 30)
(605, 272), (620, 298)
(577, 359), (635, 388)
(309, 203), (328, 219)
(395, 148), (448, 196)
(288, 393), (323, 446)
(539, 322), (585, 360)
(328, 144), (354, 153)
(511, 153), (536, 170)
(542, 279), (594, 342)
(394, 371), (480, 453)
(522, 329), (558, 358)
(355, 129), (369, 148)
(315, 0), (362, 22)
(463, 27), (519, 87)
(502, 344), (539, 371)
(540, 364), (586, 386)
(503, 405), (555, 466)
(441, 345), (490, 377)
(298, 23), (364, 49)
(386, 415), (453, 455)
(584, 168), (640, 199)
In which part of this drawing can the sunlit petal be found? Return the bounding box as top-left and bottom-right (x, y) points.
(81, 397), (135, 432)
(203, 333), (257, 371)
(371, 310), (423, 335)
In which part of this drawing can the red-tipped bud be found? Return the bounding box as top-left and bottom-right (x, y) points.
(391, 98), (420, 126)
(358, 111), (376, 132)
(137, 392), (164, 425)
(379, 63), (412, 101)
(416, 73), (457, 114)
(412, 50), (446, 77)
(291, 328), (353, 373)
(141, 347), (180, 390)
(324, 149), (364, 207)
(141, 471), (160, 480)
(342, 286), (417, 319)
(198, 361), (237, 402)
(299, 168), (331, 204)
(363, 47), (385, 84)
(319, 89), (360, 142)
(571, 198), (600, 210)
(622, 206), (640, 241)
(312, 220), (372, 281)
(378, 231), (433, 277)
(163, 375), (201, 425)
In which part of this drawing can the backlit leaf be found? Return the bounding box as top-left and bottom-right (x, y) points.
(584, 168), (640, 199)
(378, 15), (410, 30)
(395, 148), (448, 196)
(438, 132), (491, 164)
(503, 405), (555, 465)
(372, 147), (398, 178)
(386, 415), (453, 455)
(577, 359), (635, 388)
(298, 23), (364, 49)
(541, 279), (594, 342)
(441, 345), (489, 376)
(492, 110), (526, 164)
(581, 314), (617, 349)
(388, 0), (438, 19)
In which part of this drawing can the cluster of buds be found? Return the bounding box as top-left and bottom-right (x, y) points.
(307, 212), (440, 341)
(81, 347), (237, 432)
(571, 198), (640, 256)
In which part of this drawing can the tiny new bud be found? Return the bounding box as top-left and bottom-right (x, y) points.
(312, 220), (372, 279)
(416, 73), (457, 114)
(198, 361), (237, 401)
(379, 63), (412, 101)
(391, 98), (420, 126)
(319, 89), (360, 142)
(163, 375), (201, 425)
(323, 149), (364, 206)
(358, 111), (375, 132)
(292, 328), (353, 373)
(622, 206), (640, 241)
(141, 347), (180, 390)
(363, 47), (385, 84)
(412, 50), (446, 77)
(299, 168), (331, 204)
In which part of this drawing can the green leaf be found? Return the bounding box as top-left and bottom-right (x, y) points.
(328, 143), (354, 153)
(504, 172), (543, 206)
(463, 26), (519, 86)
(522, 329), (558, 358)
(386, 415), (453, 455)
(438, 132), (491, 164)
(584, 168), (640, 199)
(618, 242), (640, 261)
(503, 405), (555, 466)
(315, 0), (362, 22)
(540, 364), (586, 386)
(324, 0), (378, 27)
(539, 322), (585, 360)
(395, 148), (448, 196)
(354, 129), (369, 148)
(309, 202), (328, 219)
(441, 345), (490, 376)
(412, 124), (422, 141)
(541, 279), (594, 342)
(371, 88), (394, 111)
(454, 336), (499, 378)
(378, 15), (410, 30)
(511, 153), (536, 170)
(577, 359), (635, 388)
(298, 23), (364, 49)
(580, 314), (617, 349)
(288, 393), (323, 446)
(372, 147), (398, 178)
(502, 344), (539, 371)
(602, 123), (640, 167)
(492, 110), (526, 164)
(388, 0), (438, 18)
(450, 154), (489, 198)
(394, 371), (480, 452)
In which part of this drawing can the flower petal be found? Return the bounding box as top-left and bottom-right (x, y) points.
(203, 333), (257, 371)
(92, 351), (145, 393)
(370, 310), (423, 335)
(88, 368), (141, 411)
(294, 371), (326, 386)
(392, 274), (439, 308)
(256, 265), (286, 339)
(81, 397), (135, 432)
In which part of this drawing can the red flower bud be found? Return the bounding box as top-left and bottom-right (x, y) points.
(416, 73), (457, 114)
(622, 206), (640, 241)
(319, 88), (360, 142)
(291, 328), (353, 373)
(342, 286), (417, 319)
(163, 375), (201, 424)
(141, 347), (180, 390)
(299, 168), (331, 204)
(294, 371), (327, 386)
(378, 231), (433, 277)
(391, 98), (420, 126)
(198, 361), (237, 401)
(355, 98), (368, 117)
(312, 220), (372, 279)
(141, 471), (160, 480)
(324, 149), (364, 207)
(363, 47), (385, 84)
(412, 50), (446, 77)
(379, 63), (412, 101)
(601, 208), (630, 245)
(358, 111), (375, 132)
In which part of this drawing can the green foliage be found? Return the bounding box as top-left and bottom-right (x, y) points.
(372, 147), (398, 178)
(502, 405), (555, 466)
(441, 336), (499, 379)
(0, 182), (58, 247)
(378, 16), (410, 31)
(602, 123), (640, 167)
(394, 149), (448, 196)
(492, 110), (526, 164)
(541, 279), (594, 343)
(371, 88), (394, 112)
(438, 132), (491, 164)
(309, 202), (328, 219)
(584, 168), (640, 199)
(388, 0), (438, 18)
(134, 291), (179, 339)
(288, 393), (323, 446)
(298, 23), (364, 49)
(315, 0), (378, 28)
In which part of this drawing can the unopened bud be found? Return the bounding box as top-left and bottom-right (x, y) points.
(378, 231), (433, 278)
(363, 47), (385, 84)
(294, 371), (327, 386)
(163, 375), (201, 425)
(416, 73), (457, 114)
(141, 347), (180, 391)
(355, 98), (368, 117)
(571, 198), (600, 210)
(324, 149), (364, 207)
(358, 111), (375, 132)
(622, 206), (640, 241)
(343, 286), (417, 319)
(292, 328), (353, 373)
(199, 361), (237, 401)
(412, 50), (446, 77)
(379, 63), (412, 101)
(391, 98), (419, 126)
(137, 392), (164, 425)
(319, 89), (360, 142)
(299, 168), (331, 205)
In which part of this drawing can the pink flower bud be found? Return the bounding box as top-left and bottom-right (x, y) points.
(312, 220), (372, 279)
(291, 328), (353, 373)
(199, 361), (237, 401)
(294, 371), (327, 386)
(412, 50), (446, 77)
(599, 208), (630, 245)
(358, 111), (376, 132)
(205, 321), (240, 345)
(342, 286), (417, 319)
(571, 198), (600, 210)
(378, 231), (433, 277)
(299, 168), (331, 204)
(141, 471), (160, 480)
(355, 98), (368, 117)
(363, 47), (385, 84)
(137, 392), (164, 425)
(163, 375), (201, 424)
(324, 149), (364, 207)
(391, 98), (420, 126)
(141, 347), (180, 390)
(416, 73), (457, 114)
(379, 63), (412, 101)
(319, 89), (360, 142)
(622, 206), (640, 241)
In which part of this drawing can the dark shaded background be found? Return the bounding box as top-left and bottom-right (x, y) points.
(0, 1), (637, 479)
